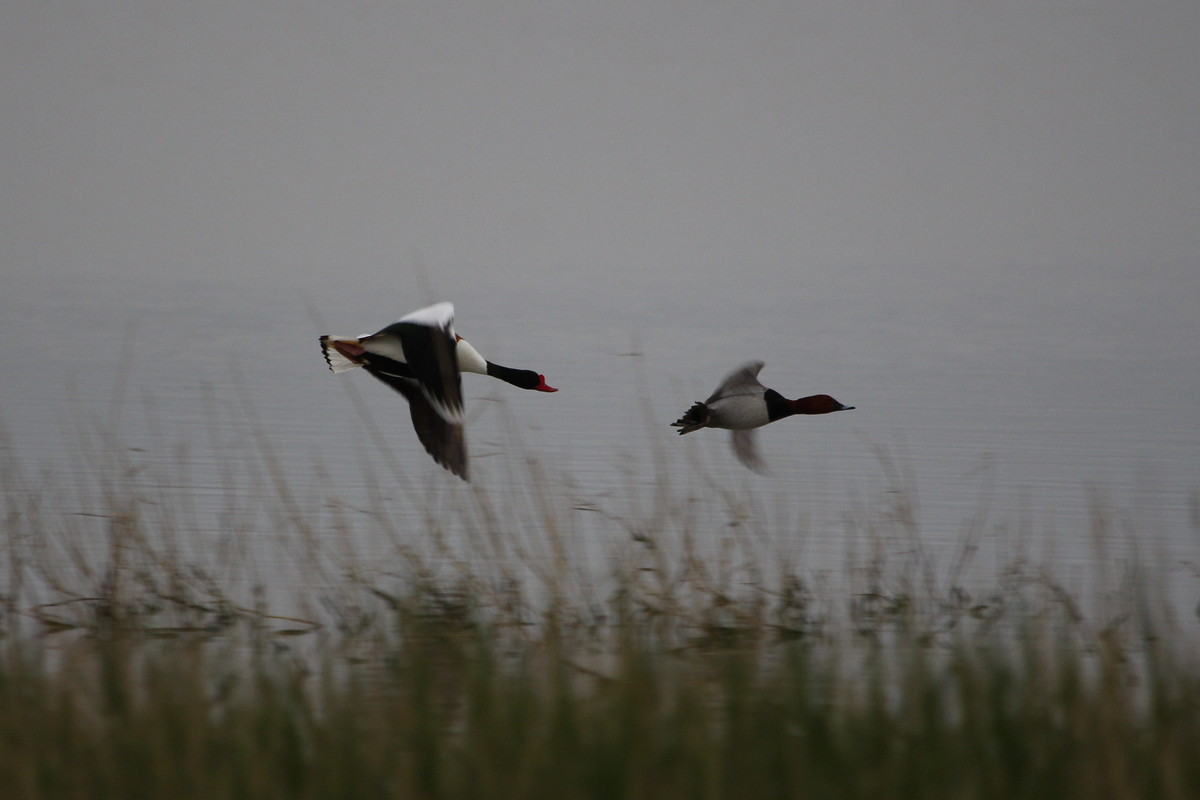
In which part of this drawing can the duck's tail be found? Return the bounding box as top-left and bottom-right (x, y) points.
(319, 336), (366, 373)
(671, 402), (710, 435)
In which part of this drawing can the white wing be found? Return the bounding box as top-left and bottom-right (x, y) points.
(398, 301), (455, 333)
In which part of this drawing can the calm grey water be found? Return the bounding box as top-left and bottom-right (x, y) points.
(3, 262), (1197, 597)
(3, 1), (1199, 616)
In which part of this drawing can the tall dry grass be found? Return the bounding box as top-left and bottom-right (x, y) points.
(1, 400), (1199, 799)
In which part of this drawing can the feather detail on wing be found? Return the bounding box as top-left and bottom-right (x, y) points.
(707, 361), (766, 402)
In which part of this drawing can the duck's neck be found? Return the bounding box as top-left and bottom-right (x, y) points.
(764, 389), (796, 421)
(791, 396), (822, 415)
(487, 362), (545, 390)
(790, 394), (849, 415)
(766, 391), (846, 420)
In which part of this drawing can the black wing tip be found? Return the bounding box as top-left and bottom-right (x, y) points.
(439, 453), (470, 481)
(420, 437), (469, 481)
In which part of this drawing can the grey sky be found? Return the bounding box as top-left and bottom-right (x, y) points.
(3, 0), (1198, 294)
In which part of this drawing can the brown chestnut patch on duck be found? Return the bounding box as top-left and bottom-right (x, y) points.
(790, 394), (854, 415)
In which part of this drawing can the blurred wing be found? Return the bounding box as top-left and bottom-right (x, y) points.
(369, 308), (463, 424)
(361, 354), (415, 392)
(707, 361), (766, 402)
(393, 382), (469, 480)
(731, 430), (766, 473)
(397, 301), (455, 329)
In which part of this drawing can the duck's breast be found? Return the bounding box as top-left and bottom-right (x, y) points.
(454, 338), (488, 375)
(707, 394), (771, 430)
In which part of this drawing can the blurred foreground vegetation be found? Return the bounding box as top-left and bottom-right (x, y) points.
(2, 423), (1199, 799)
(3, 596), (1199, 800)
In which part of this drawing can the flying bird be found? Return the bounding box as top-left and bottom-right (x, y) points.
(671, 361), (852, 472)
(320, 302), (557, 480)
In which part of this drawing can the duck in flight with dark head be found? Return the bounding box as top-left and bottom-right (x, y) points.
(672, 361), (852, 472)
(320, 302), (557, 480)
